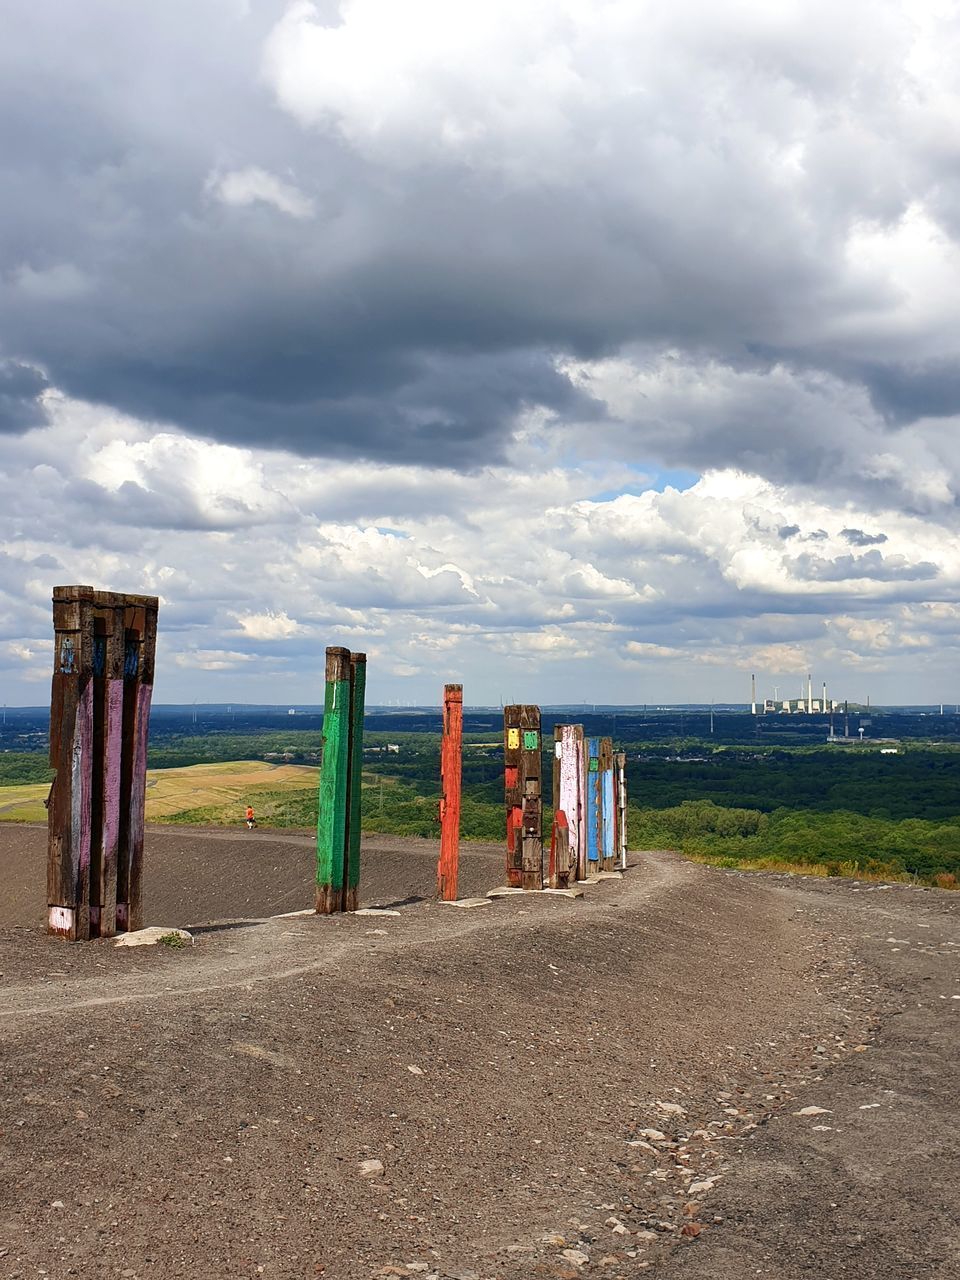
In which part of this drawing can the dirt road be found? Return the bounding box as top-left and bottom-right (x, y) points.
(0, 826), (957, 1279)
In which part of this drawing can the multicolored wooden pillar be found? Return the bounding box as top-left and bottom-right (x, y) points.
(585, 736), (601, 876)
(615, 751), (628, 870)
(504, 705), (543, 890)
(552, 723), (585, 885)
(437, 683), (463, 901)
(599, 736), (616, 871)
(316, 647), (366, 913)
(47, 586), (158, 940)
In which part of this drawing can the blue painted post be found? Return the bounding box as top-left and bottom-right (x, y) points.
(600, 736), (616, 870)
(585, 736), (601, 875)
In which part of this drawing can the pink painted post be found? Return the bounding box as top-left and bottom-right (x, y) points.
(48, 588), (158, 939)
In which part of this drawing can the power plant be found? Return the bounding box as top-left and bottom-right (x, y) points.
(752, 672), (842, 715)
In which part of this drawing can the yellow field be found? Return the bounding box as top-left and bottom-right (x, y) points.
(0, 760), (319, 826)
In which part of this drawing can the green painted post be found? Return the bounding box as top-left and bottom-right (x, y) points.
(344, 651), (366, 911)
(316, 646), (352, 914)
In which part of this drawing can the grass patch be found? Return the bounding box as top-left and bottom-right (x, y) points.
(158, 931), (190, 948)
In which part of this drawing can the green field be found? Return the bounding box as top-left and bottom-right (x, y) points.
(0, 760), (319, 827)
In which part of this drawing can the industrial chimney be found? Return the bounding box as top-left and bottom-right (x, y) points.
(751, 673), (757, 716)
(807, 673), (813, 715)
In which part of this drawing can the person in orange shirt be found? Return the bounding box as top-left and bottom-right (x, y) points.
(245, 805), (255, 829)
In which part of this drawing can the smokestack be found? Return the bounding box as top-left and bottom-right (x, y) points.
(822, 681), (827, 714)
(751, 673), (756, 716)
(807, 673), (813, 715)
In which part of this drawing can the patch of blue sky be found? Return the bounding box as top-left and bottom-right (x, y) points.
(589, 466), (700, 502)
(374, 526), (411, 538)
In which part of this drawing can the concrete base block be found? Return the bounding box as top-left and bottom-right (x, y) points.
(355, 907), (402, 917)
(486, 885), (583, 899)
(438, 897), (492, 909)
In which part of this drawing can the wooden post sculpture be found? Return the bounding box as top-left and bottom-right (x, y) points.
(47, 586), (158, 939)
(553, 724), (586, 884)
(585, 735), (601, 877)
(345, 652), (366, 912)
(548, 809), (572, 889)
(437, 683), (462, 901)
(503, 705), (523, 888)
(615, 751), (628, 870)
(316, 647), (366, 913)
(600, 736), (616, 871)
(503, 705), (543, 890)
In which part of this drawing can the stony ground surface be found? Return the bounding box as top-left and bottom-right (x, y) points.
(0, 825), (957, 1280)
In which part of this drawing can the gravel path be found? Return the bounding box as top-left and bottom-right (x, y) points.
(0, 828), (956, 1280)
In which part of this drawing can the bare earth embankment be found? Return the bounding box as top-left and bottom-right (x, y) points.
(0, 825), (957, 1279)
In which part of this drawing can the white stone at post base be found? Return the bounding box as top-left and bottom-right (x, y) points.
(114, 927), (193, 948)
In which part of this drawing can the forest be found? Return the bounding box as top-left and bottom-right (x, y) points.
(2, 726), (958, 886)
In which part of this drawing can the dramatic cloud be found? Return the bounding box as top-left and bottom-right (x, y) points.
(2, 1), (960, 701)
(1, 0), (959, 489)
(2, 405), (960, 703)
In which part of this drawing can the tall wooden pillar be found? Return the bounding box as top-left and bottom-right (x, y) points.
(344, 652), (366, 912)
(504, 705), (523, 888)
(316, 646), (366, 914)
(437, 684), (462, 902)
(585, 735), (601, 877)
(615, 751), (628, 870)
(552, 723), (585, 886)
(504, 705), (542, 891)
(599, 736), (616, 872)
(47, 586), (158, 939)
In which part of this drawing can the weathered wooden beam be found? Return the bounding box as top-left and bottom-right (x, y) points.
(48, 586), (158, 939)
(615, 751), (628, 870)
(343, 652), (367, 912)
(599, 736), (616, 871)
(316, 647), (352, 914)
(553, 723), (586, 884)
(504, 705), (543, 889)
(117, 601), (157, 933)
(548, 808), (572, 889)
(585, 736), (601, 876)
(437, 683), (463, 902)
(503, 705), (523, 888)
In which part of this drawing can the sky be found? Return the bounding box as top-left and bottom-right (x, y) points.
(3, 0), (960, 707)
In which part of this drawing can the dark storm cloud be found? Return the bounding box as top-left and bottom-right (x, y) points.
(0, 361), (49, 433)
(0, 0), (957, 482)
(862, 359), (960, 424)
(798, 550), (938, 582)
(841, 528), (888, 546)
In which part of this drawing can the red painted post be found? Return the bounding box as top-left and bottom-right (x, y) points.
(437, 683), (462, 901)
